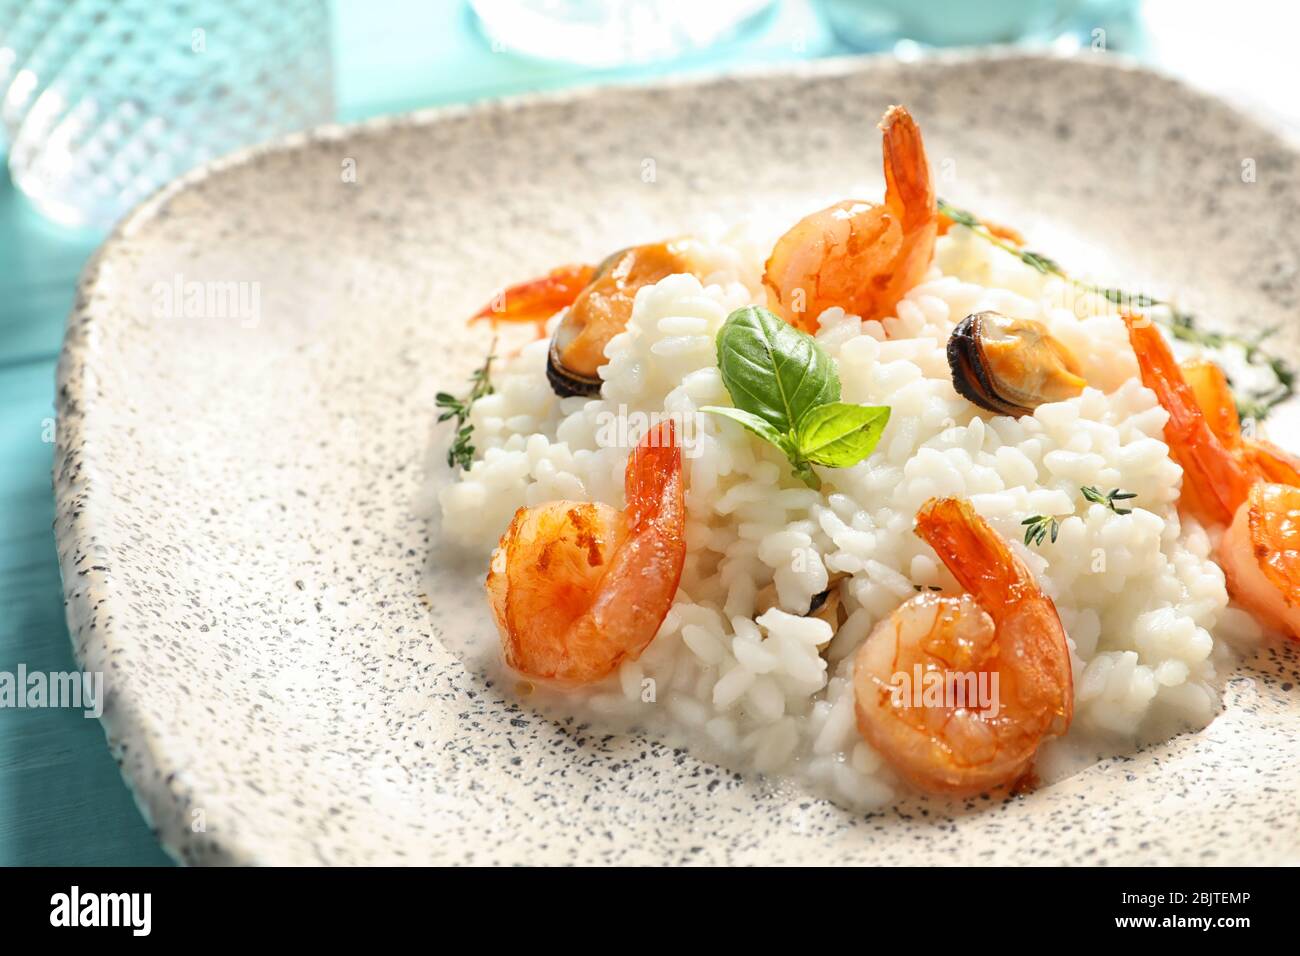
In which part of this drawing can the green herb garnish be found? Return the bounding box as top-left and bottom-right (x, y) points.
(937, 197), (1296, 420)
(1021, 486), (1140, 547)
(938, 198), (1069, 283)
(796, 401), (892, 467)
(702, 306), (890, 489)
(1081, 485), (1137, 515)
(937, 203), (980, 230)
(436, 343), (496, 470)
(1021, 514), (1061, 547)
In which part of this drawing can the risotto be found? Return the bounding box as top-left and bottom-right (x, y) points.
(426, 105), (1296, 809)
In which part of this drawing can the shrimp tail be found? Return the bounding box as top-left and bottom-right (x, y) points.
(625, 420), (683, 532)
(470, 263), (595, 329)
(880, 105), (934, 231)
(584, 421), (686, 660)
(1248, 438), (1300, 486)
(915, 496), (1073, 733)
(914, 497), (1032, 605)
(1179, 357), (1244, 451)
(1123, 314), (1253, 524)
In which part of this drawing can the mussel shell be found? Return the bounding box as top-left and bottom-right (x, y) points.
(543, 249), (629, 398)
(947, 312), (1033, 417)
(546, 337), (602, 397)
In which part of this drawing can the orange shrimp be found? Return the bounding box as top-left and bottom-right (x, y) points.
(1180, 358), (1245, 452)
(1123, 315), (1254, 527)
(1180, 355), (1300, 485)
(1124, 315), (1300, 639)
(853, 497), (1073, 796)
(1248, 439), (1300, 486)
(1220, 483), (1300, 638)
(470, 263), (596, 337)
(486, 420), (686, 683)
(763, 105), (937, 333)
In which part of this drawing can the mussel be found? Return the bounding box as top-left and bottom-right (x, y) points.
(547, 316), (603, 398)
(805, 583), (843, 633)
(947, 310), (1086, 417)
(755, 573), (849, 647)
(547, 240), (700, 398)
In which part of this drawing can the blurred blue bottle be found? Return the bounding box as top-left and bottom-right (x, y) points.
(469, 0), (777, 68)
(820, 0), (1141, 52)
(0, 0), (334, 228)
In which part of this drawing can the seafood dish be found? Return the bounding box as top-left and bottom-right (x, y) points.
(428, 106), (1298, 807)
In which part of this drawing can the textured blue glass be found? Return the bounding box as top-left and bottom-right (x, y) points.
(0, 0), (333, 227)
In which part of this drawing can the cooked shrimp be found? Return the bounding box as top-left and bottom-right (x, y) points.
(1180, 356), (1300, 485)
(853, 497), (1073, 796)
(1248, 439), (1300, 487)
(763, 105), (937, 333)
(1220, 483), (1300, 638)
(470, 263), (596, 335)
(1179, 358), (1245, 451)
(1124, 315), (1300, 639)
(1123, 315), (1254, 527)
(486, 420), (686, 683)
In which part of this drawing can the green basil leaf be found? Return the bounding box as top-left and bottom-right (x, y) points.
(702, 406), (822, 489)
(701, 405), (789, 450)
(715, 306), (839, 435)
(795, 403), (891, 467)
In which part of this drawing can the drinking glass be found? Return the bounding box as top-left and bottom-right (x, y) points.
(0, 0), (334, 228)
(469, 0), (777, 68)
(820, 0), (1141, 51)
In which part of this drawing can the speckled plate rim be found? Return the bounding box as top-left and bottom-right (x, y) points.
(53, 48), (1299, 866)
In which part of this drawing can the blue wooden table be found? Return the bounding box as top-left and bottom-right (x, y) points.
(0, 0), (833, 866)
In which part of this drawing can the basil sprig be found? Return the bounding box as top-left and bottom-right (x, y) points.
(702, 306), (890, 489)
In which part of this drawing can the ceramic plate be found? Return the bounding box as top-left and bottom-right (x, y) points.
(55, 51), (1300, 865)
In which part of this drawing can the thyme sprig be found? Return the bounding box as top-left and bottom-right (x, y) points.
(1081, 485), (1137, 515)
(435, 342), (497, 470)
(1021, 513), (1061, 547)
(937, 198), (1296, 421)
(1023, 487), (1140, 547)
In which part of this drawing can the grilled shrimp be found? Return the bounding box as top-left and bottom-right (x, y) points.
(1123, 315), (1254, 527)
(1220, 483), (1300, 638)
(1180, 356), (1300, 486)
(1247, 438), (1300, 487)
(486, 421), (686, 683)
(763, 105), (937, 333)
(1125, 315), (1300, 638)
(853, 497), (1073, 796)
(470, 263), (596, 335)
